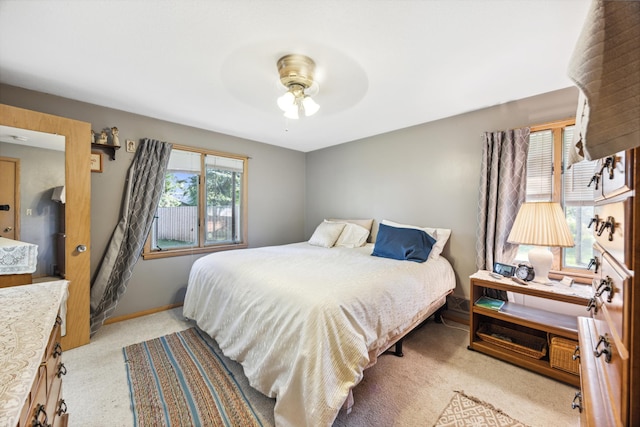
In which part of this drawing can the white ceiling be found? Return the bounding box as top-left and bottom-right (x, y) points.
(0, 0), (590, 153)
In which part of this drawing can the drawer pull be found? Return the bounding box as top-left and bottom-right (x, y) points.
(605, 155), (616, 179)
(53, 342), (63, 358)
(595, 276), (614, 303)
(586, 297), (598, 314)
(55, 315), (62, 326)
(593, 334), (612, 363)
(571, 391), (582, 412)
(588, 172), (601, 190)
(587, 257), (600, 274)
(596, 216), (616, 241)
(32, 404), (51, 427)
(572, 345), (580, 361)
(57, 362), (67, 378)
(57, 399), (68, 416)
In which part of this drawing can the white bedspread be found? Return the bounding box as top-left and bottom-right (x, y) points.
(183, 242), (455, 427)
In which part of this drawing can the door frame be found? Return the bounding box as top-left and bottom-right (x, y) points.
(0, 156), (20, 240)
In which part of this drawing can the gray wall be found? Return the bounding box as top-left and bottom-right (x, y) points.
(1, 84), (306, 317)
(1, 84), (580, 314)
(305, 86), (579, 299)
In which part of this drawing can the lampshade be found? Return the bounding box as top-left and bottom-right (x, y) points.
(507, 202), (574, 284)
(276, 54), (320, 119)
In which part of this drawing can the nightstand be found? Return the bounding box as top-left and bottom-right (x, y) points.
(468, 270), (592, 387)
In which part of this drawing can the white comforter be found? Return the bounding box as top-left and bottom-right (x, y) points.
(183, 242), (455, 427)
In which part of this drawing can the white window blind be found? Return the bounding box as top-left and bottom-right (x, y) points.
(526, 130), (553, 201)
(563, 126), (597, 206)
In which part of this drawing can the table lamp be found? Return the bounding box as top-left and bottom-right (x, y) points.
(507, 202), (575, 285)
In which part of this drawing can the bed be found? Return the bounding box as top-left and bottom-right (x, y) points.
(183, 220), (455, 427)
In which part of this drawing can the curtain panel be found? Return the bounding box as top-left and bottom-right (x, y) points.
(90, 139), (173, 335)
(476, 128), (530, 279)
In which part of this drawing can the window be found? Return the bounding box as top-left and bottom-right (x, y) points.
(515, 120), (597, 276)
(143, 145), (248, 259)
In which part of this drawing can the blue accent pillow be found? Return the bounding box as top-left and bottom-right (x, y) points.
(372, 223), (436, 263)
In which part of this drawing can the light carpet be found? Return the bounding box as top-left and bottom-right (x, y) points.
(62, 308), (580, 426)
(434, 391), (529, 427)
(123, 327), (262, 427)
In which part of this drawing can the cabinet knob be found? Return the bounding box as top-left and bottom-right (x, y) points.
(593, 334), (612, 363)
(32, 404), (50, 427)
(57, 362), (67, 378)
(571, 391), (582, 412)
(53, 342), (63, 358)
(57, 399), (68, 416)
(76, 244), (87, 253)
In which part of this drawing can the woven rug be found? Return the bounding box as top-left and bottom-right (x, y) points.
(434, 391), (530, 427)
(123, 327), (263, 427)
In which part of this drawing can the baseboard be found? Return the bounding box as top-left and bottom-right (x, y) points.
(444, 294), (470, 326)
(442, 310), (469, 326)
(103, 303), (183, 325)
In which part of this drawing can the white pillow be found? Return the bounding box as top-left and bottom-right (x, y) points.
(381, 219), (451, 260)
(335, 223), (370, 248)
(308, 221), (346, 248)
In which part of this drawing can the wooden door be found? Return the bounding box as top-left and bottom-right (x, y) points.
(0, 157), (19, 240)
(0, 104), (91, 349)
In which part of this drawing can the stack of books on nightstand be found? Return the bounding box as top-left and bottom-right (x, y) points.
(474, 296), (505, 311)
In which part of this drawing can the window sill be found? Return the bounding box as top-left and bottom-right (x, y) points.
(142, 243), (248, 260)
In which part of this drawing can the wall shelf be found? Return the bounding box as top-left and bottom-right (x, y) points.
(91, 143), (120, 160)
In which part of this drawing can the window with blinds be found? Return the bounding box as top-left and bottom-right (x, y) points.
(526, 130), (553, 202)
(563, 126), (597, 206)
(519, 124), (595, 270)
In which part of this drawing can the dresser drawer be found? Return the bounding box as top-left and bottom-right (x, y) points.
(592, 253), (630, 353)
(594, 151), (633, 201)
(593, 201), (631, 269)
(578, 317), (626, 426)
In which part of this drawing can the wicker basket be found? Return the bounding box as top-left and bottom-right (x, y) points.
(477, 323), (547, 359)
(549, 335), (580, 375)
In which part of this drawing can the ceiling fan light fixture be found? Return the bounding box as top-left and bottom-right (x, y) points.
(276, 54), (320, 120)
(302, 96), (319, 116)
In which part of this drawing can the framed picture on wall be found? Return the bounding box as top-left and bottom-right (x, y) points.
(90, 151), (103, 173)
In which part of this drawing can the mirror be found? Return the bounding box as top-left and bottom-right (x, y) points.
(0, 103), (92, 349)
(0, 125), (66, 279)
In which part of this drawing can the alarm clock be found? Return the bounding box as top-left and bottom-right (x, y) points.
(515, 263), (535, 281)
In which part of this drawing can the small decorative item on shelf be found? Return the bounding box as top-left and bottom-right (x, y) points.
(97, 129), (108, 145)
(111, 127), (120, 147)
(91, 126), (121, 160)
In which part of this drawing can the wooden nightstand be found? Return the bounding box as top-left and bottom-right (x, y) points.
(468, 270), (592, 387)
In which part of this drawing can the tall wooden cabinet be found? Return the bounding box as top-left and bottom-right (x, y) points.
(576, 149), (640, 426)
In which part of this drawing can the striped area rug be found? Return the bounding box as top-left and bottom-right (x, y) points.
(123, 328), (263, 427)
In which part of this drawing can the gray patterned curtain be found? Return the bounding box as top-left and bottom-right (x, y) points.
(90, 139), (172, 335)
(476, 128), (530, 286)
